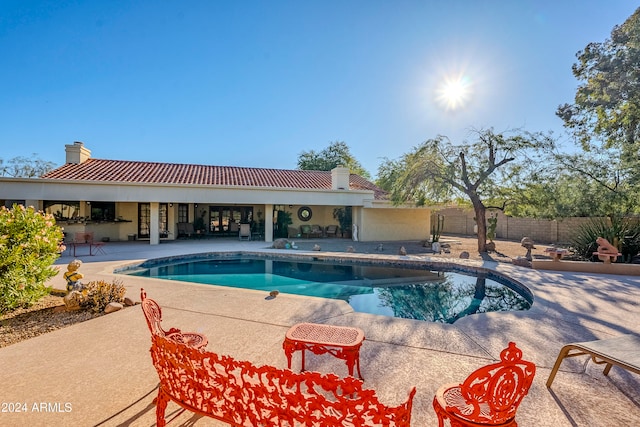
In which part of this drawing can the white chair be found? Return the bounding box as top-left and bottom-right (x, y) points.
(239, 223), (251, 240)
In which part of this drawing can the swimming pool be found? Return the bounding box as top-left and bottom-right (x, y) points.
(124, 253), (532, 324)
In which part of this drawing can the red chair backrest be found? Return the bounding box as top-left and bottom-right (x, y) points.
(455, 342), (536, 424)
(140, 288), (165, 337)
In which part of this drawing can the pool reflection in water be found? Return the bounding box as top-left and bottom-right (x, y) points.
(128, 257), (531, 324)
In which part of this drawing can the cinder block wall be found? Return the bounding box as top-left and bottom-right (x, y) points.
(438, 208), (614, 244)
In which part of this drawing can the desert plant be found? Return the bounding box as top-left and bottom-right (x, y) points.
(0, 204), (64, 313)
(83, 279), (126, 312)
(275, 210), (293, 238)
(487, 215), (498, 242)
(332, 207), (352, 236)
(570, 217), (640, 262)
(193, 210), (207, 232)
(431, 212), (444, 243)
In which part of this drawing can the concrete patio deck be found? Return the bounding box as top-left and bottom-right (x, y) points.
(1, 238), (639, 426)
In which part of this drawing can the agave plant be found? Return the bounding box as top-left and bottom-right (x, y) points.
(570, 217), (640, 262)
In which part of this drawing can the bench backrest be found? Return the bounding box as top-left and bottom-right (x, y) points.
(140, 289), (169, 337)
(151, 334), (415, 426)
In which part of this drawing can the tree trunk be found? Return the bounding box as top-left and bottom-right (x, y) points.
(447, 275), (487, 323)
(471, 197), (488, 253)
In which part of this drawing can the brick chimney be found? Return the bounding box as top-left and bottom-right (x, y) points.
(331, 166), (350, 190)
(65, 141), (91, 164)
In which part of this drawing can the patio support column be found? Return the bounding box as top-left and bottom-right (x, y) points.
(264, 204), (274, 242)
(150, 202), (160, 245)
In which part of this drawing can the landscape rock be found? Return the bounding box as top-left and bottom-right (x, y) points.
(459, 251), (470, 259)
(272, 239), (291, 249)
(104, 302), (124, 314)
(124, 296), (135, 306)
(512, 256), (532, 268)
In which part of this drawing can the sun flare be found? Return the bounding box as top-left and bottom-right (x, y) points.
(436, 74), (472, 111)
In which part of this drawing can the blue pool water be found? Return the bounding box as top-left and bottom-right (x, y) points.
(127, 256), (532, 323)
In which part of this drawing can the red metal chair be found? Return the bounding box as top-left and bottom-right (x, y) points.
(140, 288), (208, 349)
(433, 342), (536, 427)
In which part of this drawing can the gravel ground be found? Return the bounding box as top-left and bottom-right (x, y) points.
(0, 291), (105, 348)
(0, 235), (562, 348)
(294, 234), (561, 264)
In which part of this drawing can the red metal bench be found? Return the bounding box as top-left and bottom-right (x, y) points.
(140, 289), (208, 349)
(143, 293), (416, 426)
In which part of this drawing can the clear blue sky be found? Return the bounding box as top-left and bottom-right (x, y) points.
(1, 1), (636, 177)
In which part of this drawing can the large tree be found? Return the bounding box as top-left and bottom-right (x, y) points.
(557, 7), (640, 155)
(297, 141), (371, 178)
(377, 129), (554, 253)
(554, 7), (640, 213)
(505, 144), (636, 218)
(0, 155), (56, 178)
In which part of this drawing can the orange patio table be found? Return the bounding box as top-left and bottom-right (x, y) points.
(283, 322), (365, 379)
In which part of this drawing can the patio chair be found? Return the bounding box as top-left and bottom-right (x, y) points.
(177, 222), (195, 238)
(140, 288), (208, 349)
(228, 221), (239, 235)
(433, 342), (535, 427)
(287, 226), (299, 238)
(239, 223), (251, 240)
(546, 334), (640, 388)
(300, 224), (313, 238)
(325, 224), (339, 237)
(310, 224), (324, 237)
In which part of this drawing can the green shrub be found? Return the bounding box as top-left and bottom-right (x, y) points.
(0, 204), (64, 313)
(83, 279), (126, 312)
(570, 217), (640, 262)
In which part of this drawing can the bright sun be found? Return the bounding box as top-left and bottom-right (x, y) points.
(436, 74), (472, 111)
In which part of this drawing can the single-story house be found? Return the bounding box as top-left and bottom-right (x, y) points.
(0, 142), (431, 245)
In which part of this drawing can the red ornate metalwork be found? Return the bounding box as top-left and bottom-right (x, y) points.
(433, 342), (536, 427)
(140, 288), (208, 349)
(151, 333), (416, 426)
(283, 322), (365, 379)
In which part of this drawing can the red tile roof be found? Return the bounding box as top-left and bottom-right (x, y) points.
(42, 159), (388, 199)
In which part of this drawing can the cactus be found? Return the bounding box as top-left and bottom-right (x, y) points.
(431, 212), (445, 243)
(487, 215), (498, 242)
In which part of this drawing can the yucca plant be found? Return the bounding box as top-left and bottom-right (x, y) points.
(570, 217), (640, 262)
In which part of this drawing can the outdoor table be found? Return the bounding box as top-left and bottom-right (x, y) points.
(68, 241), (105, 256)
(593, 251), (621, 264)
(283, 322), (365, 379)
(545, 247), (568, 261)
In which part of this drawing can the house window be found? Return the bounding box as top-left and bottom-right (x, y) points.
(178, 204), (189, 223)
(159, 204), (168, 237)
(90, 202), (116, 221)
(44, 201), (80, 220)
(138, 204), (150, 238)
(138, 203), (168, 238)
(3, 200), (25, 209)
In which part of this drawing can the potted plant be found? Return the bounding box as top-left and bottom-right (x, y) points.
(194, 211), (207, 235)
(333, 207), (352, 238)
(275, 210), (293, 238)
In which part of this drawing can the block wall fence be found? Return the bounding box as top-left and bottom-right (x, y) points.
(437, 208), (618, 244)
